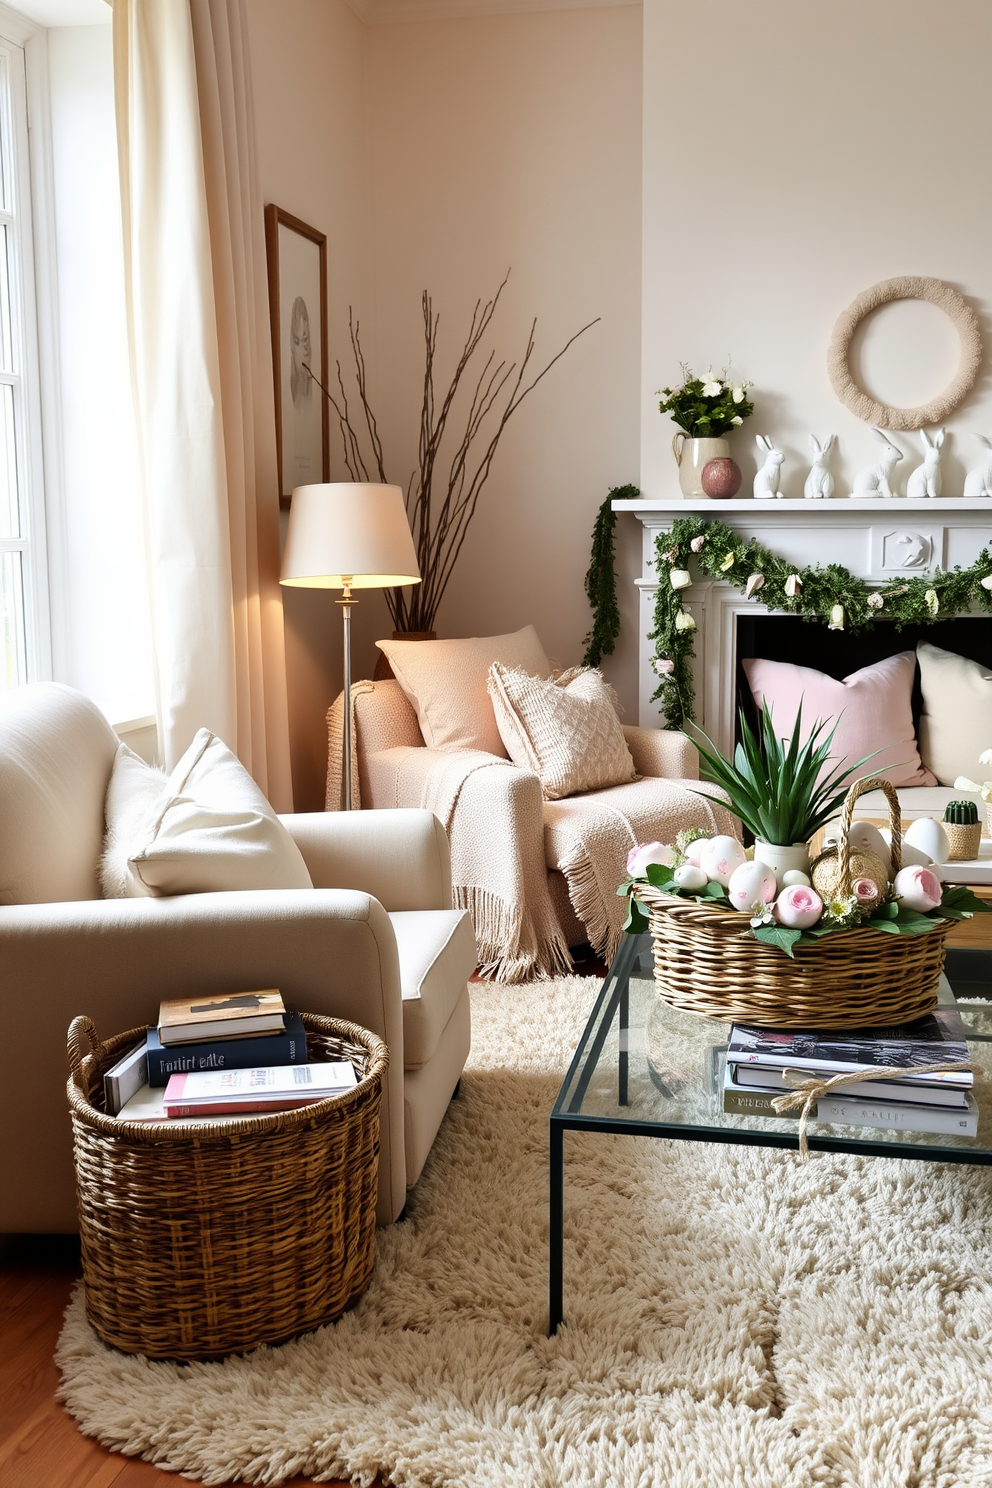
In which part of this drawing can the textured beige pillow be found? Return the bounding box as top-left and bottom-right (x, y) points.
(376, 625), (552, 757)
(488, 664), (636, 800)
(917, 641), (992, 786)
(102, 730), (313, 897)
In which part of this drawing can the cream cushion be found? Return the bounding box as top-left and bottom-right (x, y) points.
(917, 641), (992, 787)
(488, 663), (636, 800)
(376, 626), (552, 757)
(103, 729), (313, 897)
(0, 683), (118, 904)
(389, 908), (477, 1070)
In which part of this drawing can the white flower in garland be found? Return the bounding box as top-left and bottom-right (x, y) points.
(828, 603), (845, 631)
(690, 535), (706, 553)
(653, 655), (675, 675)
(745, 573), (765, 599)
(982, 575), (992, 591)
(670, 569), (691, 591)
(867, 592), (884, 611)
(784, 574), (802, 598)
(660, 546), (679, 564)
(720, 552), (736, 572)
(675, 610), (696, 632)
(925, 588), (939, 616)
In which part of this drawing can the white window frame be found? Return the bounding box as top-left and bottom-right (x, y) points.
(0, 3), (55, 687)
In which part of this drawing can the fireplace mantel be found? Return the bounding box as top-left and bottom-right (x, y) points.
(614, 496), (992, 753)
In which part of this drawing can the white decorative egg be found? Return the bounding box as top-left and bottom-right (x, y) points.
(683, 837), (710, 867)
(727, 859), (778, 912)
(700, 835), (747, 887)
(904, 817), (950, 864)
(893, 863), (943, 913)
(847, 821), (891, 874)
(672, 863), (708, 891)
(880, 827), (935, 870)
(781, 869), (812, 888)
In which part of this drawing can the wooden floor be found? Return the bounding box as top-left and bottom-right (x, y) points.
(0, 1233), (359, 1488)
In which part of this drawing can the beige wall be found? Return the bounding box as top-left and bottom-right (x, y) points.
(641, 0), (992, 499)
(248, 0), (643, 807)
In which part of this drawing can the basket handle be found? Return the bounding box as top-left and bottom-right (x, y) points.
(67, 1016), (102, 1078)
(836, 776), (903, 895)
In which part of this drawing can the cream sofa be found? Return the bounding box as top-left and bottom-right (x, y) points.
(0, 683), (477, 1232)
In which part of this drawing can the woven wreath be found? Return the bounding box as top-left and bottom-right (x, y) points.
(827, 275), (982, 431)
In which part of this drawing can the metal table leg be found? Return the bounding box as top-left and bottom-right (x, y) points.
(549, 1118), (564, 1334)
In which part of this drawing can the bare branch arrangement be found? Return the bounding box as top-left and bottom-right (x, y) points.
(304, 273), (599, 633)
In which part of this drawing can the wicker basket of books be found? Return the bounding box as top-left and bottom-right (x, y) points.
(623, 706), (988, 1031)
(66, 1008), (387, 1361)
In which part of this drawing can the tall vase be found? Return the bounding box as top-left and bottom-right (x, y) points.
(752, 840), (811, 893)
(672, 435), (730, 498)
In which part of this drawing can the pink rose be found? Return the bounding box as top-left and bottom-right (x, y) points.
(893, 864), (942, 913)
(774, 883), (823, 929)
(626, 841), (675, 878)
(852, 878), (880, 905)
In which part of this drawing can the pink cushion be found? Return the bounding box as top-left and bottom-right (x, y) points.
(741, 652), (936, 788)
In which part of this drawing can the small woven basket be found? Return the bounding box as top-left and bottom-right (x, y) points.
(67, 1011), (387, 1360)
(637, 777), (952, 1029)
(944, 821), (982, 861)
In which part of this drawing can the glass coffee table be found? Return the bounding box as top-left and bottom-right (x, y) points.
(549, 937), (992, 1333)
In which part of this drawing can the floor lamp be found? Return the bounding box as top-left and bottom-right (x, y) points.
(280, 483), (421, 810)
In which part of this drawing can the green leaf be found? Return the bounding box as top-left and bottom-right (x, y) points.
(869, 900), (899, 921)
(703, 879), (727, 899)
(751, 924), (803, 958)
(622, 897), (648, 935)
(645, 863), (676, 890)
(942, 885), (992, 915)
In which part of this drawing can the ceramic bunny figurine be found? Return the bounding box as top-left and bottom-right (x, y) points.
(964, 435), (992, 496)
(803, 434), (834, 500)
(906, 428), (945, 500)
(852, 428), (903, 499)
(753, 435), (784, 499)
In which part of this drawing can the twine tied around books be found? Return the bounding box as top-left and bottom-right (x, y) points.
(771, 1060), (975, 1159)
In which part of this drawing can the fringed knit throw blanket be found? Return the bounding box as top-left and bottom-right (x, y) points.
(327, 688), (736, 981)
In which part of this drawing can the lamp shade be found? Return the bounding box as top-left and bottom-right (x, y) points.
(280, 483), (421, 589)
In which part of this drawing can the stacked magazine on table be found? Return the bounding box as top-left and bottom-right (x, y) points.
(722, 1004), (977, 1137)
(103, 990), (356, 1122)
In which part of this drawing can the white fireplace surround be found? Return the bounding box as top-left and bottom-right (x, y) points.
(613, 497), (992, 763)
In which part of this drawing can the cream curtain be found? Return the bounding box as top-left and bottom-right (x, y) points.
(113, 0), (293, 809)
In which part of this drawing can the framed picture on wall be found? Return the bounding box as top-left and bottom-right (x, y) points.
(264, 204), (329, 508)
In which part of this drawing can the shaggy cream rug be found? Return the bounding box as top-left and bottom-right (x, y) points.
(57, 976), (992, 1487)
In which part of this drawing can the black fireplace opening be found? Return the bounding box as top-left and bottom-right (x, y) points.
(734, 614), (992, 744)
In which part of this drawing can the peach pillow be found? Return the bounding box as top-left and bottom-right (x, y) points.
(741, 651), (936, 788)
(376, 626), (552, 757)
(916, 641), (992, 786)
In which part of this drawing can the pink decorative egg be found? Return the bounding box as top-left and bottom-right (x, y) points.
(893, 864), (942, 913)
(774, 883), (823, 928)
(700, 835), (747, 887)
(727, 859), (778, 912)
(701, 457), (742, 499)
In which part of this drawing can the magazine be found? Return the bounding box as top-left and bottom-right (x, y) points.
(726, 1006), (972, 1088)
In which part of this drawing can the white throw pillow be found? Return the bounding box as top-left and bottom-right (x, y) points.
(101, 731), (313, 898)
(917, 641), (992, 786)
(488, 664), (636, 800)
(376, 625), (552, 757)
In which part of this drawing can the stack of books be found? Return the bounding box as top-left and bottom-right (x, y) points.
(103, 990), (356, 1122)
(721, 1005), (978, 1137)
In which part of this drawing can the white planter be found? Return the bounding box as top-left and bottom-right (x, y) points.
(752, 840), (811, 892)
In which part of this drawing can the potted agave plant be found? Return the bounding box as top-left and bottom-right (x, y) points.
(688, 700), (879, 889)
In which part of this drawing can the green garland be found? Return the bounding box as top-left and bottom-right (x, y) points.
(649, 515), (992, 728)
(582, 484), (639, 666)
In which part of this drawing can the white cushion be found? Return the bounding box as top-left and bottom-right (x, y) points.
(0, 683), (119, 904)
(389, 909), (476, 1070)
(488, 663), (636, 800)
(103, 729), (313, 897)
(376, 626), (552, 757)
(917, 641), (992, 787)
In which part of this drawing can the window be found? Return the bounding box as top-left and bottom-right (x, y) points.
(0, 23), (47, 688)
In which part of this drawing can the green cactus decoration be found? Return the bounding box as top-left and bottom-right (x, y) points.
(944, 800), (979, 825)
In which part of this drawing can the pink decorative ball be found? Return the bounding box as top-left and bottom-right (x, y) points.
(701, 457), (742, 499)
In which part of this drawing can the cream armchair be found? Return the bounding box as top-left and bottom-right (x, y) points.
(330, 679), (737, 982)
(0, 684), (476, 1232)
